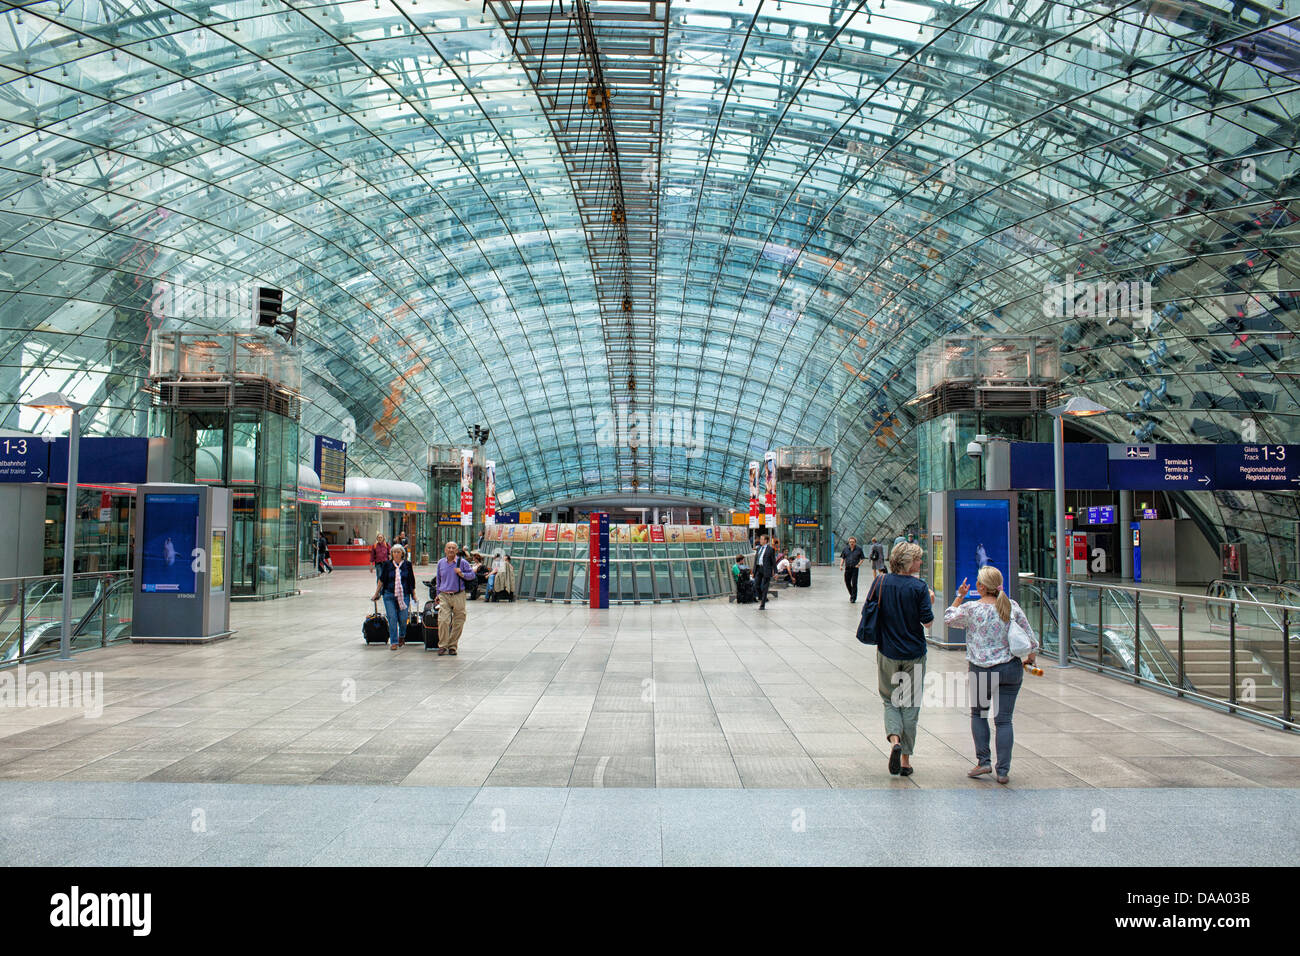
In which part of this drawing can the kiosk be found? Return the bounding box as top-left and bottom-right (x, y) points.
(926, 490), (1020, 649)
(130, 483), (234, 644)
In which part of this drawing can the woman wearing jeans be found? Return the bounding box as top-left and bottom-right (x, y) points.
(372, 544), (416, 651)
(943, 566), (1038, 784)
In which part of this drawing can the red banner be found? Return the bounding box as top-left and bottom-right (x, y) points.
(544, 524), (558, 542)
(763, 452), (777, 525)
(484, 459), (496, 524)
(459, 449), (474, 526)
(650, 525), (665, 543)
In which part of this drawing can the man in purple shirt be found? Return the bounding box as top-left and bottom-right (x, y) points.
(434, 540), (475, 656)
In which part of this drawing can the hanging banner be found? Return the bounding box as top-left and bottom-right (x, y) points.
(649, 525), (665, 543)
(748, 460), (760, 528)
(459, 449), (474, 526)
(764, 451), (777, 526)
(484, 460), (497, 525)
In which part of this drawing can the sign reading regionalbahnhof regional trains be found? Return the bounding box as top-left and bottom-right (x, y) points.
(314, 435), (347, 494)
(1014, 442), (1300, 491)
(1106, 443), (1300, 490)
(1217, 444), (1300, 488)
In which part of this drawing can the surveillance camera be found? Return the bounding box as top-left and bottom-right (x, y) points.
(966, 440), (984, 459)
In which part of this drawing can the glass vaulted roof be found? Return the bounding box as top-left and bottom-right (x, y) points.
(2, 0), (1300, 570)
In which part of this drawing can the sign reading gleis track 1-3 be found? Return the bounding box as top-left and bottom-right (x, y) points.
(1106, 444), (1300, 490)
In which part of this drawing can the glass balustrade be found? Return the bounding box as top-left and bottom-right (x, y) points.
(1023, 576), (1296, 730)
(483, 524), (751, 603)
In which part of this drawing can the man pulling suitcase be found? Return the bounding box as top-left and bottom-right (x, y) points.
(434, 540), (476, 656)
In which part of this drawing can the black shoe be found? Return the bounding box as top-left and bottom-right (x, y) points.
(899, 766), (914, 777)
(888, 743), (902, 775)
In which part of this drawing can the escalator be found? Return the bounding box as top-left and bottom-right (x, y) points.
(0, 575), (134, 663)
(1019, 578), (1191, 690)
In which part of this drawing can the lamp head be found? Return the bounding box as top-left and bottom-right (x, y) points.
(24, 391), (84, 414)
(1050, 395), (1110, 418)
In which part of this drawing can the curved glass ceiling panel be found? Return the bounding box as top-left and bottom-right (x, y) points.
(1, 0), (1298, 573)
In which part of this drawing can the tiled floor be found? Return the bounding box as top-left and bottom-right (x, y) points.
(2, 781), (1294, 866)
(2, 568), (1298, 790)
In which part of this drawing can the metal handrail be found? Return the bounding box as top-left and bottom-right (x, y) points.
(1023, 575), (1296, 731)
(0, 571), (135, 665)
(1206, 579), (1300, 598)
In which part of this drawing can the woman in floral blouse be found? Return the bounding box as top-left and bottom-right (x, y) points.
(943, 566), (1038, 784)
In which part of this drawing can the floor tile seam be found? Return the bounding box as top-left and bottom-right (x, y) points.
(716, 604), (857, 782)
(691, 616), (824, 788)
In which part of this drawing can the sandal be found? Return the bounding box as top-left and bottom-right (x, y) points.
(967, 764), (993, 778)
(448, 648), (458, 656)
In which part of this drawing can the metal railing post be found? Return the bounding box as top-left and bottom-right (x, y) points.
(1283, 609), (1292, 724)
(1132, 590), (1141, 682)
(17, 577), (25, 660)
(100, 574), (108, 648)
(1096, 590), (1104, 665)
(1229, 600), (1238, 708)
(1177, 597), (1185, 695)
(1096, 588), (1104, 665)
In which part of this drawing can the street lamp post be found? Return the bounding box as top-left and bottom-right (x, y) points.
(25, 392), (87, 661)
(1046, 396), (1110, 668)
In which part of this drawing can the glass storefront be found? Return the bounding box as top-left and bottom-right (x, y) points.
(42, 488), (136, 576)
(152, 405), (300, 599)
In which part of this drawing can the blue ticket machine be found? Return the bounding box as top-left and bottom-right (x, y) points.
(131, 483), (234, 643)
(1131, 522), (1142, 583)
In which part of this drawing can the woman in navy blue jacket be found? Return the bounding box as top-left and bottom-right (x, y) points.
(371, 544), (417, 650)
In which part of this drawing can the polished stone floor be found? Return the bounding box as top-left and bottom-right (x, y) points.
(3, 781), (1294, 866)
(2, 567), (1298, 790)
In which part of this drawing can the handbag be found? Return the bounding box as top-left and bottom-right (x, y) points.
(1008, 616), (1035, 659)
(855, 574), (884, 645)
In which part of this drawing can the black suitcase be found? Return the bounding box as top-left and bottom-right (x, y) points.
(404, 610), (425, 645)
(422, 600), (440, 650)
(363, 601), (389, 644)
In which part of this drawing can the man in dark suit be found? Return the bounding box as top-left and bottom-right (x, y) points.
(752, 533), (776, 610)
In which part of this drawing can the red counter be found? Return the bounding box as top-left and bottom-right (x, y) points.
(330, 545), (376, 568)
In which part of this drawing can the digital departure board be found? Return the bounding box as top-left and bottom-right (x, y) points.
(314, 435), (347, 494)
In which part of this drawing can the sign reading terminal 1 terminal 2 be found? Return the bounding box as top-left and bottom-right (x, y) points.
(1107, 444), (1217, 489)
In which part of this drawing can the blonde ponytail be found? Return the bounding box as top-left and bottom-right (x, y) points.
(976, 566), (1012, 622)
(995, 590), (1012, 623)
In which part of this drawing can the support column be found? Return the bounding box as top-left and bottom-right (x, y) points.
(1119, 489), (1133, 580)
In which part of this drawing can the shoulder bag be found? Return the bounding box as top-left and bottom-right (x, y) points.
(855, 574), (885, 646)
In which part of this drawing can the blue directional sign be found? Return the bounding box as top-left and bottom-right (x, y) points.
(1216, 444), (1300, 490)
(47, 437), (148, 484)
(0, 438), (50, 482)
(1107, 444), (1217, 490)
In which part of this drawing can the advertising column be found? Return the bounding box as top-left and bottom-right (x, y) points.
(588, 512), (610, 609)
(763, 452), (777, 528)
(459, 449), (474, 527)
(599, 513), (610, 608)
(484, 460), (497, 526)
(748, 461), (760, 529)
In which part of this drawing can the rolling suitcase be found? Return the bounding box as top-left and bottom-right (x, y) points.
(363, 601), (389, 644)
(405, 610), (425, 645)
(422, 600), (440, 650)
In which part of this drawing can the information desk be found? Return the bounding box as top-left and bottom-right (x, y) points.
(329, 544), (377, 568)
(483, 523), (752, 603)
